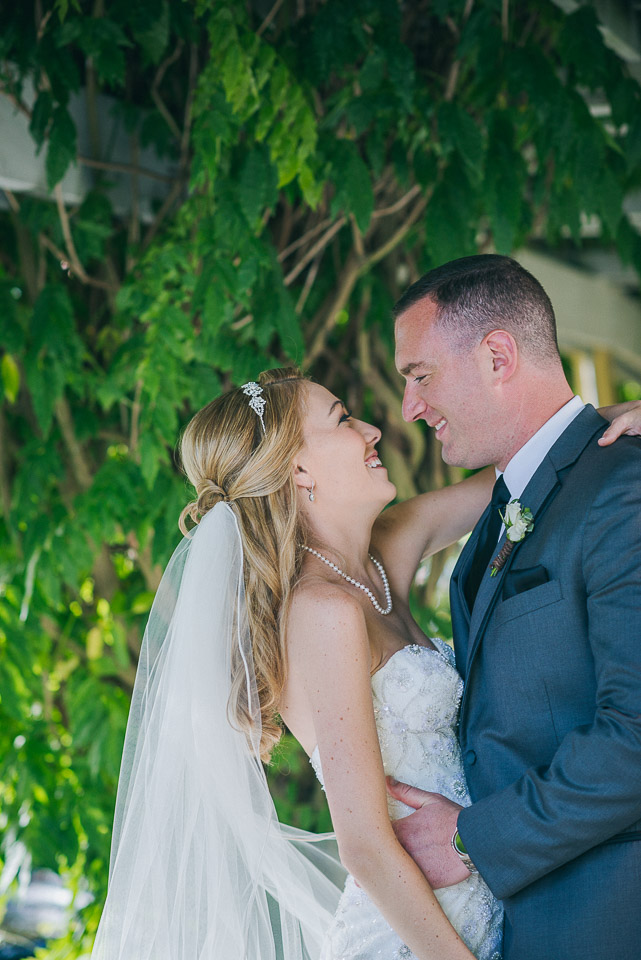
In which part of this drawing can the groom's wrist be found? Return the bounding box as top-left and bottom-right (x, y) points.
(451, 826), (478, 874)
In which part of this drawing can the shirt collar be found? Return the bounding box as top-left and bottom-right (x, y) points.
(497, 396), (585, 499)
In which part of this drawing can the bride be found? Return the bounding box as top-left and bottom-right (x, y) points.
(91, 367), (636, 960)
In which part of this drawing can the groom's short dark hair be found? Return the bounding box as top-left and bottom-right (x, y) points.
(393, 254), (560, 362)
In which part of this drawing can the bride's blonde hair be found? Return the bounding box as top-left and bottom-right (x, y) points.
(178, 367), (309, 762)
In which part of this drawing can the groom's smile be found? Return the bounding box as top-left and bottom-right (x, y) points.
(394, 298), (496, 470)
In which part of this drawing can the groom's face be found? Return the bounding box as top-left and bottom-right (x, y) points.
(395, 298), (494, 468)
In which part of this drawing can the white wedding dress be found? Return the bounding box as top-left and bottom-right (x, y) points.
(310, 637), (504, 960)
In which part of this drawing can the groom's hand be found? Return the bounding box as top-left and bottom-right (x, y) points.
(386, 777), (470, 889)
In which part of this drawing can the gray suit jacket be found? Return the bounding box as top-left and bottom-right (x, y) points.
(452, 406), (641, 959)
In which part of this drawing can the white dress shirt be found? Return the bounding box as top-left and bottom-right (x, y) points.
(498, 395), (585, 499)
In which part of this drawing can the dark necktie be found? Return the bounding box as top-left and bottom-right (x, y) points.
(464, 475), (510, 610)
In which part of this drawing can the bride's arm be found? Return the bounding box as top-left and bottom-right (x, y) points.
(286, 584), (475, 960)
(372, 400), (641, 598)
(371, 466), (494, 598)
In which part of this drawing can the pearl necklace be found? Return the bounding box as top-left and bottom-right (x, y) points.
(301, 546), (393, 616)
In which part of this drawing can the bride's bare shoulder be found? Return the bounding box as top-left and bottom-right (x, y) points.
(289, 576), (364, 625)
(287, 577), (369, 662)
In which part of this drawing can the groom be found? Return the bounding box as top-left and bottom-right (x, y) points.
(388, 254), (641, 959)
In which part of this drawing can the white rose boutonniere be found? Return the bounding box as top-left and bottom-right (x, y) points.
(490, 500), (534, 576)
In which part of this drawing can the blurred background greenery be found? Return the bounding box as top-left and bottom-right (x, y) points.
(0, 0), (640, 954)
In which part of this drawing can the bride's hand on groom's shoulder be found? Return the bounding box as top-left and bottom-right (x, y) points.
(598, 399), (641, 446)
(385, 777), (470, 889)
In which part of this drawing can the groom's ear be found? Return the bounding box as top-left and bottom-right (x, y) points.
(484, 329), (518, 381)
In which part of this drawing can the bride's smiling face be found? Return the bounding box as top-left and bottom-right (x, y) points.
(294, 383), (396, 510)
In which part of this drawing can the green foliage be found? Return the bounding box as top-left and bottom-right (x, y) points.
(0, 0), (640, 953)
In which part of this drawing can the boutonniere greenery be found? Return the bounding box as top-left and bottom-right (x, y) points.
(490, 500), (534, 576)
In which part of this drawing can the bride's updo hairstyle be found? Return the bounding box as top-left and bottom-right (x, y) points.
(177, 367), (309, 762)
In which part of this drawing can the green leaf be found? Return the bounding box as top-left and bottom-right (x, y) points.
(546, 184), (581, 246)
(273, 287), (302, 359)
(438, 102), (484, 178)
(484, 110), (524, 254)
(238, 146), (278, 226)
(54, 0), (81, 21)
(57, 18), (132, 88)
(130, 591), (155, 614)
(0, 283), (22, 352)
(45, 106), (77, 190)
(298, 161), (323, 208)
(130, 0), (170, 64)
(413, 147), (437, 188)
(139, 430), (164, 490)
(625, 113), (641, 173)
(214, 194), (252, 250)
(329, 140), (374, 232)
(387, 43), (415, 112)
(425, 160), (477, 263)
(31, 285), (81, 368)
(29, 91), (54, 150)
(559, 6), (609, 89)
(22, 286), (79, 433)
(359, 48), (386, 92)
(597, 166), (624, 238)
(1, 353), (20, 404)
(73, 192), (114, 263)
(222, 41), (255, 116)
(24, 350), (65, 436)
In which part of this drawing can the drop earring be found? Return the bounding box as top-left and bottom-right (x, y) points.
(308, 480), (315, 502)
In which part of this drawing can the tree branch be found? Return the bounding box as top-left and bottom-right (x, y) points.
(306, 250), (363, 363)
(137, 543), (163, 593)
(295, 255), (322, 315)
(5, 191), (40, 304)
(151, 41), (185, 142)
(53, 184), (116, 291)
(0, 406), (18, 547)
(278, 215), (334, 262)
(305, 191), (430, 363)
(370, 184), (422, 220)
(0, 86), (32, 119)
(444, 0), (475, 102)
(3, 188), (20, 214)
(55, 395), (121, 598)
(42, 614), (137, 692)
(129, 379), (143, 459)
(140, 173), (186, 252)
(284, 217), (346, 286)
(365, 193), (428, 269)
(139, 44), (195, 254)
(351, 214), (365, 258)
(55, 396), (93, 490)
(77, 155), (175, 183)
(257, 0), (285, 36)
(126, 135), (141, 273)
(180, 44), (198, 160)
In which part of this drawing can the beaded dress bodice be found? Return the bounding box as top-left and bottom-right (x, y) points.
(310, 637), (503, 960)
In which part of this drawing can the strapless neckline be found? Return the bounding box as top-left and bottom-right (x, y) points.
(309, 639), (453, 767)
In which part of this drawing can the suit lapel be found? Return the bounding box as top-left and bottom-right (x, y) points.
(465, 458), (560, 670)
(462, 405), (606, 681)
(450, 515), (486, 675)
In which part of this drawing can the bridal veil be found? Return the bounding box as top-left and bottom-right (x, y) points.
(91, 502), (345, 959)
